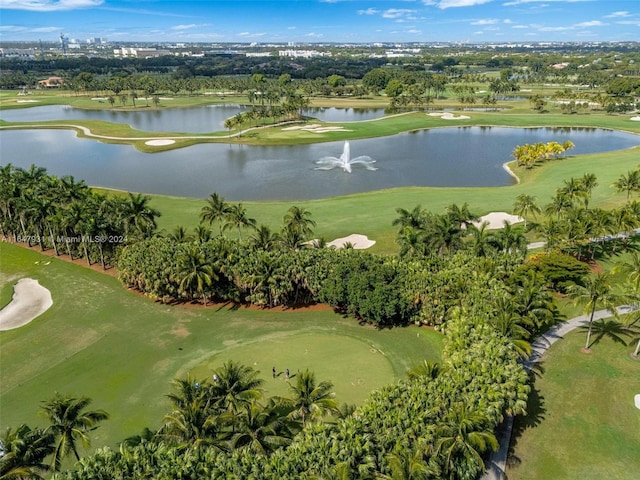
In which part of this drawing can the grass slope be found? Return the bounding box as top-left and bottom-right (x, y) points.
(0, 243), (443, 449)
(508, 330), (640, 480)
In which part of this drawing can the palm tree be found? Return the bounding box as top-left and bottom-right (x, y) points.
(612, 169), (640, 202)
(40, 393), (109, 471)
(230, 399), (297, 455)
(122, 193), (160, 239)
(579, 173), (598, 210)
(613, 252), (640, 293)
(435, 403), (498, 480)
(223, 203), (256, 241)
(177, 245), (216, 306)
(513, 194), (541, 229)
(249, 224), (280, 251)
(283, 206), (316, 240)
(200, 193), (230, 236)
(567, 272), (622, 350)
(0, 424), (54, 480)
(381, 442), (440, 480)
(445, 202), (479, 229)
(194, 224), (213, 244)
(210, 361), (264, 414)
(286, 369), (338, 428)
(392, 205), (426, 232)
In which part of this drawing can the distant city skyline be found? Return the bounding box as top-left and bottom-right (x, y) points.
(1, 0), (639, 43)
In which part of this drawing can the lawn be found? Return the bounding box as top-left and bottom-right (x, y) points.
(0, 242), (443, 450)
(507, 329), (640, 480)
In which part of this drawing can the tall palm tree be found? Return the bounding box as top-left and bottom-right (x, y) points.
(283, 206), (316, 240)
(611, 169), (640, 202)
(381, 442), (440, 480)
(513, 194), (541, 229)
(249, 224), (280, 251)
(0, 424), (54, 480)
(613, 252), (640, 293)
(200, 193), (230, 236)
(435, 403), (498, 480)
(286, 369), (338, 428)
(177, 245), (216, 306)
(567, 272), (622, 350)
(40, 393), (109, 471)
(122, 193), (160, 239)
(445, 202), (479, 229)
(223, 203), (256, 241)
(210, 361), (264, 415)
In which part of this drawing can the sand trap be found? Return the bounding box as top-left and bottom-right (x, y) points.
(281, 124), (351, 133)
(16, 100), (39, 103)
(630, 116), (640, 121)
(470, 212), (524, 230)
(91, 97), (108, 101)
(327, 234), (376, 250)
(0, 278), (52, 331)
(635, 394), (640, 410)
(428, 112), (470, 120)
(145, 139), (176, 146)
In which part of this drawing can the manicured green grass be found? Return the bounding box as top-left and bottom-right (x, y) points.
(0, 243), (443, 449)
(507, 329), (640, 480)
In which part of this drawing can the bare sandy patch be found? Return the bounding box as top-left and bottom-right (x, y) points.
(91, 97), (108, 101)
(428, 112), (470, 120)
(630, 116), (640, 122)
(327, 234), (376, 250)
(145, 139), (176, 146)
(0, 278), (52, 330)
(16, 100), (39, 103)
(471, 212), (524, 230)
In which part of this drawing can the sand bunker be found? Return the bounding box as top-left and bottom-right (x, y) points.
(0, 278), (52, 331)
(16, 100), (39, 103)
(471, 212), (524, 230)
(145, 139), (176, 146)
(282, 124), (352, 133)
(327, 234), (376, 250)
(630, 116), (640, 122)
(428, 112), (471, 120)
(635, 394), (640, 410)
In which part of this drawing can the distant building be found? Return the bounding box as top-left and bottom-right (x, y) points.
(278, 49), (332, 58)
(38, 76), (64, 88)
(113, 47), (170, 58)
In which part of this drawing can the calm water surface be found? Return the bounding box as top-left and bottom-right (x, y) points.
(1, 126), (637, 200)
(0, 105), (386, 133)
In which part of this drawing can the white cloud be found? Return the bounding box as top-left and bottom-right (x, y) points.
(503, 19), (513, 24)
(604, 11), (630, 18)
(0, 0), (103, 11)
(357, 8), (379, 15)
(0, 24), (59, 32)
(170, 24), (201, 31)
(382, 9), (416, 19)
(503, 0), (593, 6)
(305, 32), (324, 38)
(471, 18), (499, 25)
(407, 28), (422, 34)
(512, 24), (529, 28)
(437, 0), (494, 9)
(574, 21), (606, 27)
(238, 31), (266, 38)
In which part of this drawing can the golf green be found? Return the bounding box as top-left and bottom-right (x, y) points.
(190, 332), (396, 405)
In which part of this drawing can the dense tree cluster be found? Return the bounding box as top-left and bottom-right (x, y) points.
(0, 165), (160, 269)
(511, 141), (575, 169)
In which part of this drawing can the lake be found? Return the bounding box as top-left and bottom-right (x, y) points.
(0, 105), (387, 133)
(1, 126), (637, 200)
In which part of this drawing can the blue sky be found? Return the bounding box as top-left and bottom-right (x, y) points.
(0, 0), (638, 43)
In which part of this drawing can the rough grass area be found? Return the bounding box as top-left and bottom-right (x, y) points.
(507, 329), (640, 480)
(0, 243), (443, 449)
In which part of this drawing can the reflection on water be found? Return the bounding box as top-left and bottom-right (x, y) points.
(1, 127), (638, 201)
(0, 105), (387, 133)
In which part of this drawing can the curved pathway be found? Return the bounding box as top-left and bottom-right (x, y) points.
(482, 305), (634, 480)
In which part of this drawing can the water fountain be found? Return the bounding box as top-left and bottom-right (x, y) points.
(314, 141), (377, 173)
